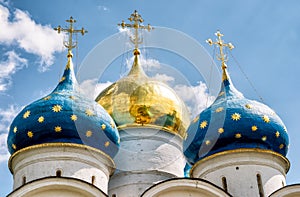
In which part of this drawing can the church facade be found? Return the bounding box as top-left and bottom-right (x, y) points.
(6, 11), (300, 197)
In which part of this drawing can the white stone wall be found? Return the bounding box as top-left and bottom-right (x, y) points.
(191, 149), (289, 197)
(8, 177), (107, 197)
(269, 184), (300, 197)
(9, 143), (115, 194)
(141, 179), (231, 197)
(108, 127), (186, 197)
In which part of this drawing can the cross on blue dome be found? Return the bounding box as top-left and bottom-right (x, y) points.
(183, 31), (289, 165)
(7, 17), (120, 158)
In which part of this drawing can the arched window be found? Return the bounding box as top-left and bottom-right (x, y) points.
(56, 169), (62, 177)
(22, 176), (26, 185)
(91, 176), (95, 185)
(256, 173), (264, 197)
(222, 176), (228, 192)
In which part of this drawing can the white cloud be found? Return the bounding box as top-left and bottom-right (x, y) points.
(97, 5), (109, 12)
(125, 55), (161, 70)
(0, 133), (9, 162)
(118, 27), (134, 50)
(79, 79), (112, 100)
(151, 73), (175, 83)
(140, 56), (161, 69)
(0, 105), (20, 133)
(174, 81), (215, 118)
(0, 51), (27, 92)
(0, 105), (21, 163)
(0, 4), (64, 71)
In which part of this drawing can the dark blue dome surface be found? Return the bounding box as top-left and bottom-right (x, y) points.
(7, 55), (120, 157)
(184, 69), (289, 165)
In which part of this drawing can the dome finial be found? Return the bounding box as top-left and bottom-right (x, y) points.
(53, 17), (87, 92)
(54, 16), (88, 57)
(118, 10), (153, 56)
(206, 30), (234, 81)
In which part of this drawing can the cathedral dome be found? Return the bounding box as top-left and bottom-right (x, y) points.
(184, 67), (289, 165)
(96, 50), (190, 138)
(7, 52), (120, 157)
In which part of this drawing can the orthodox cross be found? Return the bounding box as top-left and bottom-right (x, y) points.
(118, 10), (153, 51)
(206, 31), (234, 69)
(54, 16), (87, 54)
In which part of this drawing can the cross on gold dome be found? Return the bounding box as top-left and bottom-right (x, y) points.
(206, 31), (234, 70)
(54, 16), (87, 56)
(118, 10), (153, 54)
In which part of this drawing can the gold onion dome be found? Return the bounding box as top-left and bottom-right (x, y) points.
(95, 49), (190, 138)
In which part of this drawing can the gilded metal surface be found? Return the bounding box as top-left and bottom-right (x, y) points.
(96, 55), (190, 138)
(206, 31), (234, 81)
(54, 16), (87, 54)
(118, 10), (153, 50)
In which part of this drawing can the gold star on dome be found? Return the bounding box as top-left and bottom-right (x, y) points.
(85, 109), (94, 116)
(54, 126), (62, 132)
(200, 120), (208, 129)
(205, 140), (211, 145)
(235, 133), (242, 139)
(86, 130), (92, 137)
(215, 107), (224, 113)
(251, 125), (258, 132)
(43, 96), (51, 101)
(279, 144), (284, 149)
(12, 144), (16, 150)
(110, 121), (115, 128)
(102, 124), (106, 130)
(59, 76), (66, 83)
(218, 91), (225, 96)
(275, 131), (280, 138)
(70, 114), (77, 121)
(271, 110), (276, 115)
(262, 115), (270, 123)
(23, 110), (30, 119)
(13, 126), (17, 133)
(27, 131), (33, 138)
(262, 136), (267, 141)
(218, 128), (224, 134)
(38, 116), (44, 123)
(231, 113), (241, 121)
(104, 141), (110, 147)
(193, 116), (199, 123)
(52, 105), (62, 112)
(245, 104), (252, 109)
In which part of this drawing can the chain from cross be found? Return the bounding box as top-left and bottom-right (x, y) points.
(54, 16), (87, 54)
(206, 31), (234, 69)
(118, 10), (153, 51)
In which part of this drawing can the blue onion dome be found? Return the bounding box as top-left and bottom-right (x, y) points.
(96, 49), (190, 138)
(184, 65), (289, 165)
(7, 51), (120, 157)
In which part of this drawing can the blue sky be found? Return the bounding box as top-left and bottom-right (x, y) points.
(0, 0), (300, 195)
